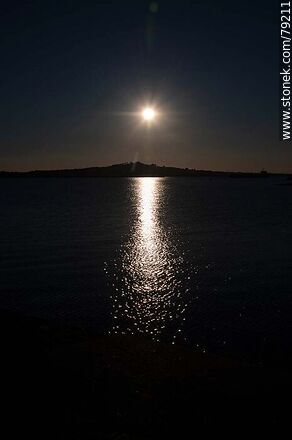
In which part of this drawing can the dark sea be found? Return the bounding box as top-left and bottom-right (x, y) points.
(0, 177), (291, 364)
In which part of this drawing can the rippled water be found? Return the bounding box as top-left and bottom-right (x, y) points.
(0, 177), (291, 363)
(106, 178), (190, 340)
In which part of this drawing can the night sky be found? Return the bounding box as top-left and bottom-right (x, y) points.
(1, 0), (290, 172)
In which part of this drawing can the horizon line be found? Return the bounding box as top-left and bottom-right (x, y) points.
(0, 161), (290, 175)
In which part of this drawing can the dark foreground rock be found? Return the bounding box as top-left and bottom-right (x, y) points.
(0, 310), (290, 438)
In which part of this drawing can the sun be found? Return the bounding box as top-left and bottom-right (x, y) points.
(142, 107), (156, 122)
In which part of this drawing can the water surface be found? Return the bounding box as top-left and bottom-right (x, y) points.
(0, 177), (291, 363)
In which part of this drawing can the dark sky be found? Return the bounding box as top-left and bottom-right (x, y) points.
(0, 0), (290, 172)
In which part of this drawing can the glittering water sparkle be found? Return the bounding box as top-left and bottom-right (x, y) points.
(106, 178), (191, 340)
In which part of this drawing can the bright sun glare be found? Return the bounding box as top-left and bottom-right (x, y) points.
(142, 107), (156, 122)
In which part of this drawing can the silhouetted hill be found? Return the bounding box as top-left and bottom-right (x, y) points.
(0, 162), (280, 177)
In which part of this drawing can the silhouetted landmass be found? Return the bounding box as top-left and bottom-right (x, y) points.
(0, 162), (285, 178)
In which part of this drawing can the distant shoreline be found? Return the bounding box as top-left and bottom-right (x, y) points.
(1, 161), (289, 178)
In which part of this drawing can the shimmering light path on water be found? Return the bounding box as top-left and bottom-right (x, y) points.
(1, 177), (291, 363)
(106, 178), (191, 340)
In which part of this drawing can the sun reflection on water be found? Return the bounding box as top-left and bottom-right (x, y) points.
(106, 178), (190, 340)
